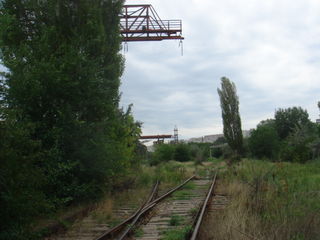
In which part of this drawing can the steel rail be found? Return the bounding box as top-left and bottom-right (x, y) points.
(117, 175), (195, 240)
(94, 180), (159, 240)
(190, 171), (218, 240)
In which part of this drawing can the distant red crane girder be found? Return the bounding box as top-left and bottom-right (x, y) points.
(121, 29), (180, 34)
(122, 36), (182, 42)
(140, 135), (172, 139)
(120, 4), (184, 42)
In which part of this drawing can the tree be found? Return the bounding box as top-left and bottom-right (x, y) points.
(274, 107), (311, 139)
(174, 143), (191, 162)
(217, 77), (243, 159)
(279, 124), (316, 163)
(248, 120), (280, 159)
(151, 144), (175, 165)
(0, 0), (142, 238)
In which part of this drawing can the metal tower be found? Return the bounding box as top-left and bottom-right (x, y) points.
(120, 5), (184, 42)
(174, 126), (179, 143)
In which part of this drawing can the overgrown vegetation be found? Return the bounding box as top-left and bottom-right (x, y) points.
(248, 106), (319, 163)
(213, 159), (320, 240)
(149, 142), (212, 165)
(0, 1), (144, 239)
(161, 225), (192, 240)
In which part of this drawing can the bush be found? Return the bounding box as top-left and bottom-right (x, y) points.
(174, 144), (191, 162)
(211, 146), (224, 158)
(248, 122), (280, 159)
(150, 144), (175, 165)
(279, 124), (316, 163)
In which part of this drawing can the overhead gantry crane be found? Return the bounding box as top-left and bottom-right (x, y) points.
(122, 4), (183, 142)
(120, 4), (184, 42)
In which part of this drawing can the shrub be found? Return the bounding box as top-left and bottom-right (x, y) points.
(248, 121), (280, 159)
(279, 124), (316, 163)
(150, 144), (175, 165)
(174, 144), (191, 162)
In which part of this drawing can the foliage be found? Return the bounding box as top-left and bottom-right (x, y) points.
(161, 225), (192, 240)
(0, 114), (50, 239)
(169, 215), (185, 226)
(137, 162), (188, 186)
(275, 107), (311, 140)
(150, 144), (175, 165)
(248, 107), (318, 163)
(173, 143), (191, 162)
(222, 159), (320, 239)
(211, 138), (227, 158)
(279, 124), (317, 163)
(217, 77), (243, 159)
(151, 143), (210, 165)
(248, 120), (280, 159)
(213, 136), (227, 145)
(0, 0), (143, 238)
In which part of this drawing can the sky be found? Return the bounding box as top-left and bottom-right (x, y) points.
(120, 0), (320, 140)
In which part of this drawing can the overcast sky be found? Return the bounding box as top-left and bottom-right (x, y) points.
(120, 0), (320, 140)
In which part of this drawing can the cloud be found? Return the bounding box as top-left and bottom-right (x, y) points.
(120, 0), (320, 139)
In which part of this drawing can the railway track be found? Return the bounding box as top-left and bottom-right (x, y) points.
(47, 172), (220, 240)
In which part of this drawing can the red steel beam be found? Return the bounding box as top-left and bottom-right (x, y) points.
(140, 135), (172, 139)
(122, 36), (183, 42)
(120, 4), (184, 42)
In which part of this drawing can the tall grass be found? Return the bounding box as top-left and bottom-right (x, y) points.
(215, 159), (320, 240)
(136, 161), (190, 187)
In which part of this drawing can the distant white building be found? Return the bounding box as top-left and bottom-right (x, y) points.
(188, 134), (223, 143)
(316, 119), (320, 124)
(187, 130), (252, 144)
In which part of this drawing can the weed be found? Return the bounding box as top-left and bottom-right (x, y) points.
(189, 207), (198, 216)
(169, 215), (185, 226)
(161, 225), (192, 240)
(172, 190), (192, 200)
(133, 227), (144, 237)
(183, 182), (196, 190)
(209, 159), (320, 240)
(109, 219), (122, 228)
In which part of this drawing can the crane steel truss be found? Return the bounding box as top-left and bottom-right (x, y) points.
(120, 5), (184, 42)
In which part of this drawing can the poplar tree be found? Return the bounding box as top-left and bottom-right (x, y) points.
(217, 77), (243, 159)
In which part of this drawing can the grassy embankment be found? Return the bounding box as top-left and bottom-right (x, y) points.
(208, 159), (320, 240)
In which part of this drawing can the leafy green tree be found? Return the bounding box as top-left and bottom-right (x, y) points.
(1, 0), (126, 196)
(217, 77), (243, 159)
(0, 111), (50, 239)
(279, 124), (316, 163)
(151, 144), (175, 165)
(274, 107), (311, 140)
(174, 143), (191, 162)
(0, 0), (143, 238)
(248, 120), (280, 159)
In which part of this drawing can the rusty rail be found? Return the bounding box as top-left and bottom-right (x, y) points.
(95, 180), (159, 240)
(95, 175), (195, 240)
(117, 175), (195, 240)
(190, 172), (218, 240)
